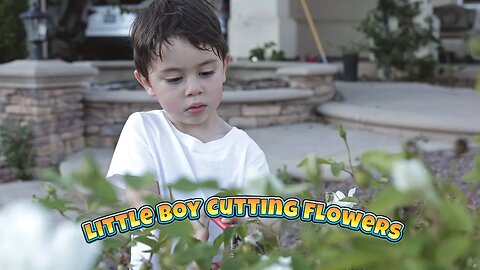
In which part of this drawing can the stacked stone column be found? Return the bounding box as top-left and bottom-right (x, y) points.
(0, 60), (97, 182)
(276, 64), (339, 102)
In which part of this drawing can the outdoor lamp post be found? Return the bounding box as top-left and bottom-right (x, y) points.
(19, 2), (49, 60)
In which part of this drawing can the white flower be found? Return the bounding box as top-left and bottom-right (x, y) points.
(243, 229), (263, 246)
(329, 188), (357, 208)
(243, 170), (307, 196)
(261, 255), (292, 270)
(392, 159), (431, 193)
(388, 17), (399, 31)
(0, 200), (102, 270)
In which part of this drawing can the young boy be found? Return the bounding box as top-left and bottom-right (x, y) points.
(106, 0), (270, 268)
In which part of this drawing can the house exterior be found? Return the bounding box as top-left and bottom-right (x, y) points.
(228, 0), (463, 59)
(29, 0), (477, 60)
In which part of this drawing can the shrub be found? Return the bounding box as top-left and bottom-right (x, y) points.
(249, 42), (286, 62)
(36, 130), (480, 270)
(0, 121), (36, 180)
(358, 0), (439, 80)
(0, 0), (28, 63)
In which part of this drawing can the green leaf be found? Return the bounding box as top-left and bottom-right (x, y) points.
(435, 236), (471, 266)
(169, 178), (219, 192)
(173, 242), (217, 266)
(215, 188), (242, 197)
(91, 178), (119, 204)
(291, 252), (312, 269)
(133, 236), (159, 250)
(221, 226), (236, 249)
(297, 155), (322, 186)
(103, 237), (128, 249)
(315, 157), (336, 165)
(221, 257), (243, 270)
(340, 197), (359, 203)
(361, 150), (400, 176)
(43, 181), (57, 196)
(368, 186), (416, 215)
(35, 196), (69, 211)
(331, 161), (345, 177)
(440, 201), (474, 233)
(124, 173), (156, 190)
(160, 220), (193, 240)
(462, 156), (480, 184)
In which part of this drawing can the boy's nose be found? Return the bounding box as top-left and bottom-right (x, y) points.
(185, 78), (203, 96)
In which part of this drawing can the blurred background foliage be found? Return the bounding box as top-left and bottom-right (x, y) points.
(35, 131), (480, 269)
(0, 0), (28, 63)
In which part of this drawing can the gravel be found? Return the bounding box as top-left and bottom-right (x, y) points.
(316, 147), (480, 210)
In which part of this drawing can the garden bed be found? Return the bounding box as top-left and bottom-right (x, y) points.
(312, 147), (480, 211)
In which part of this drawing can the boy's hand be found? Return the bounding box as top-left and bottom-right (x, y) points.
(217, 216), (281, 237)
(191, 212), (209, 242)
(217, 216), (243, 225)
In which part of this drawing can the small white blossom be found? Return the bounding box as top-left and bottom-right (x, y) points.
(329, 188), (357, 208)
(244, 229), (263, 246)
(392, 159), (431, 193)
(261, 255), (292, 270)
(0, 201), (102, 270)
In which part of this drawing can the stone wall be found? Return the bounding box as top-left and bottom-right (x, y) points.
(220, 102), (314, 129)
(0, 60), (96, 182)
(0, 60), (337, 182)
(0, 88), (84, 167)
(83, 89), (318, 148)
(277, 64), (338, 100)
(85, 101), (159, 148)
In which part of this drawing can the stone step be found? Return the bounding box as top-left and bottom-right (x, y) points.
(317, 81), (480, 139)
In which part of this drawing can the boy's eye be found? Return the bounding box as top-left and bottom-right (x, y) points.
(166, 77), (182, 83)
(199, 71), (215, 77)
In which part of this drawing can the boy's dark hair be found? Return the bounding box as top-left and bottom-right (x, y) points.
(131, 0), (228, 80)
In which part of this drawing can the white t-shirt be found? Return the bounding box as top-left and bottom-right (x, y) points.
(106, 110), (269, 268)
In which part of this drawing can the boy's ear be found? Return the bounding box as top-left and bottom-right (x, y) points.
(134, 70), (155, 96)
(222, 54), (232, 83)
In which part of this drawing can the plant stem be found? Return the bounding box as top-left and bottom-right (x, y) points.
(343, 139), (356, 182)
(341, 169), (355, 179)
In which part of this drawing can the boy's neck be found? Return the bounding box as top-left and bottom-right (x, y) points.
(169, 113), (232, 143)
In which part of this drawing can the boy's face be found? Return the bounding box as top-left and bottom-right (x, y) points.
(134, 37), (230, 132)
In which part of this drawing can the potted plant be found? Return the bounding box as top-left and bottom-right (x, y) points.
(339, 41), (366, 81)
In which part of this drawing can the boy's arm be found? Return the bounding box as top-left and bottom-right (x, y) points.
(242, 152), (281, 235)
(125, 181), (161, 209)
(125, 180), (209, 242)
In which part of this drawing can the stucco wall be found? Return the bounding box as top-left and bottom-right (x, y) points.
(229, 0), (457, 59)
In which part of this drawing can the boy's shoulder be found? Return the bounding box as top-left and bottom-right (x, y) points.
(127, 110), (166, 125)
(124, 110), (170, 135)
(129, 109), (164, 119)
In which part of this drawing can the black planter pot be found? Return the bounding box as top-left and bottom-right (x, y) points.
(342, 53), (359, 81)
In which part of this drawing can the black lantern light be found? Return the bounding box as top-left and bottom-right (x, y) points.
(19, 2), (49, 60)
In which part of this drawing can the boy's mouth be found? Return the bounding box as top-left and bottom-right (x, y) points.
(186, 103), (207, 114)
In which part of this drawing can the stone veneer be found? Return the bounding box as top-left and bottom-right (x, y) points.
(83, 88), (317, 148)
(0, 60), (97, 182)
(0, 60), (338, 181)
(277, 64), (338, 100)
